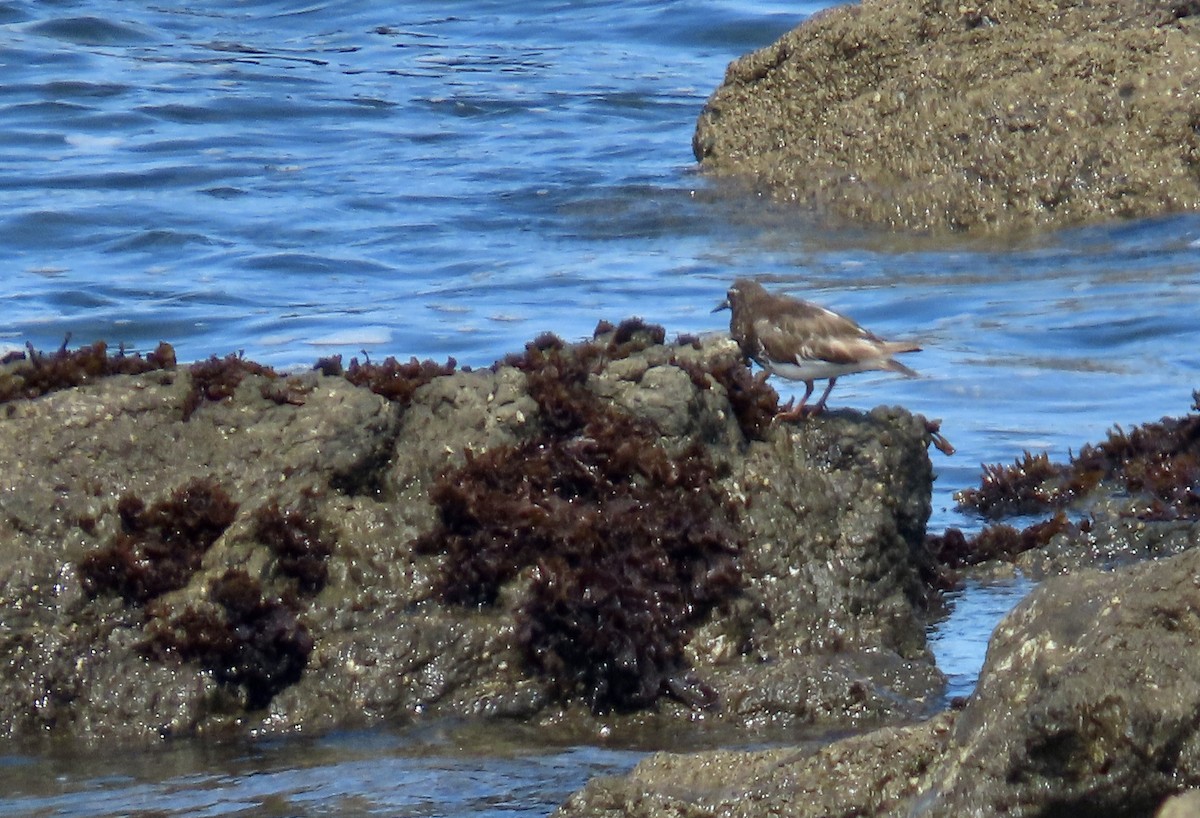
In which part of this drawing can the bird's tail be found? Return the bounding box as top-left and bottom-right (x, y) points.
(882, 341), (921, 377)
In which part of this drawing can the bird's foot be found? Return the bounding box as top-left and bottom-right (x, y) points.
(774, 401), (820, 423)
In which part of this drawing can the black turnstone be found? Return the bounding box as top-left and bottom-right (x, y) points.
(714, 277), (920, 419)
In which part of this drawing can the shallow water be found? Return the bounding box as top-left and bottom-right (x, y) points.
(0, 724), (645, 817)
(928, 576), (1037, 702)
(2, 0), (1198, 814)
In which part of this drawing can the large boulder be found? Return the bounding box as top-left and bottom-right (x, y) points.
(694, 0), (1200, 233)
(0, 331), (942, 744)
(919, 547), (1200, 816)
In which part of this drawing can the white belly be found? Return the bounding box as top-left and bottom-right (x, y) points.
(764, 358), (884, 381)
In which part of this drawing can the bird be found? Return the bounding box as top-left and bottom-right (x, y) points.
(713, 277), (920, 420)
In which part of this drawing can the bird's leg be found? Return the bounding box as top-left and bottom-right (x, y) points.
(808, 378), (838, 415)
(763, 371), (798, 415)
(776, 381), (815, 422)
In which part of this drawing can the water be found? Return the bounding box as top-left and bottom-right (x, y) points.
(0, 724), (645, 817)
(2, 0), (1198, 814)
(927, 576), (1037, 702)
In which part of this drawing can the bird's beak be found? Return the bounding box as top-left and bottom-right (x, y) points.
(712, 297), (730, 313)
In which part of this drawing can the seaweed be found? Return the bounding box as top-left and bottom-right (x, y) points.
(501, 318), (682, 437)
(181, 353), (277, 421)
(1067, 396), (1200, 520)
(254, 499), (333, 595)
(676, 354), (780, 441)
(958, 392), (1200, 521)
(141, 569), (313, 710)
(78, 478), (238, 605)
(339, 354), (457, 405)
(931, 395), (1200, 583)
(79, 485), (322, 708)
(312, 355), (346, 377)
(602, 317), (667, 359)
(956, 451), (1067, 517)
(0, 339), (175, 404)
(416, 334), (743, 713)
(926, 512), (1088, 571)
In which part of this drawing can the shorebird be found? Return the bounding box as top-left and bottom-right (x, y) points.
(714, 277), (920, 419)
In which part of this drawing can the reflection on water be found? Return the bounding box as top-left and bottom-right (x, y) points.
(0, 724), (644, 817)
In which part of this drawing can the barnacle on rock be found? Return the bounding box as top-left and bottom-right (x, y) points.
(78, 478), (238, 605)
(416, 331), (743, 713)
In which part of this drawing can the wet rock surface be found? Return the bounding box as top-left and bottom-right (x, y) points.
(0, 330), (942, 744)
(557, 545), (1200, 818)
(557, 713), (956, 818)
(558, 395), (1200, 818)
(916, 547), (1200, 816)
(694, 0), (1200, 233)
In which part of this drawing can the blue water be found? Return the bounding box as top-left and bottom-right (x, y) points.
(928, 576), (1037, 702)
(2, 0), (1199, 814)
(0, 0), (809, 365)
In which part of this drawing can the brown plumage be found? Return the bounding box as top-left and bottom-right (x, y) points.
(714, 278), (920, 419)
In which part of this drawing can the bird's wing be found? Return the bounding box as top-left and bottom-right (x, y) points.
(754, 303), (884, 366)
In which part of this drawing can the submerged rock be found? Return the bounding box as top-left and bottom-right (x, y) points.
(0, 331), (943, 744)
(694, 0), (1200, 233)
(557, 713), (956, 818)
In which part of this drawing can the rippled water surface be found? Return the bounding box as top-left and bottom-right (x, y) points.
(2, 0), (1198, 814)
(0, 723), (645, 817)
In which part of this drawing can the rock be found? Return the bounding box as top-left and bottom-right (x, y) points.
(0, 333), (941, 743)
(929, 394), (1200, 581)
(732, 406), (934, 660)
(558, 539), (1200, 818)
(1013, 515), (1200, 578)
(917, 547), (1200, 816)
(694, 0), (1200, 233)
(555, 713), (955, 818)
(1157, 790), (1200, 818)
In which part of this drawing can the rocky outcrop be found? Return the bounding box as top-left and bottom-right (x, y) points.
(919, 547), (1200, 816)
(0, 329), (943, 744)
(558, 714), (956, 818)
(928, 395), (1200, 582)
(557, 544), (1200, 817)
(694, 0), (1200, 233)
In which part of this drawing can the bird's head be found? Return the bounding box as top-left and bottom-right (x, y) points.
(713, 278), (767, 314)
